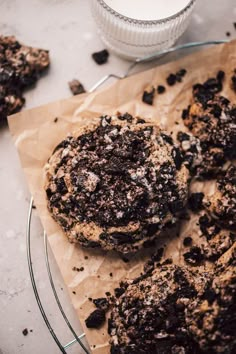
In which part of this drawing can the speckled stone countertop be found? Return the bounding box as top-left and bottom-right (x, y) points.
(0, 1), (235, 353)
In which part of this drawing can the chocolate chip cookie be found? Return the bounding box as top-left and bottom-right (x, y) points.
(109, 264), (207, 354)
(0, 35), (49, 121)
(45, 113), (189, 253)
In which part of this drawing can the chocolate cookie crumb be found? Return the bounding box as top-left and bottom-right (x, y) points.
(109, 272), (113, 277)
(68, 79), (86, 95)
(105, 291), (111, 297)
(188, 192), (204, 212)
(231, 72), (236, 92)
(142, 86), (155, 105)
(183, 246), (204, 265)
(72, 291), (76, 294)
(54, 117), (58, 123)
(157, 85), (166, 94)
(93, 297), (109, 311)
(92, 49), (109, 65)
(22, 328), (28, 336)
(85, 309), (106, 328)
(226, 31), (231, 36)
(234, 22), (236, 30)
(166, 73), (176, 86)
(183, 236), (193, 247)
(88, 297), (92, 302)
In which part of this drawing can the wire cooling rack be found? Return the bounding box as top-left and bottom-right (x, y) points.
(26, 40), (228, 353)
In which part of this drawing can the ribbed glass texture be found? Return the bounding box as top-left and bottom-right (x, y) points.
(91, 0), (196, 60)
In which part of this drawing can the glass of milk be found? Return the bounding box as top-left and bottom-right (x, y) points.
(91, 0), (196, 60)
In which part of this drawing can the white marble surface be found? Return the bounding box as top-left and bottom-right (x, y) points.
(0, 1), (235, 353)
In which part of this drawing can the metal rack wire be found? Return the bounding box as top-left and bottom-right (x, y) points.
(26, 40), (228, 353)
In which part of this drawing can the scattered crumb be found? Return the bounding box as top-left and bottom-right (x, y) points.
(157, 85), (166, 94)
(54, 117), (58, 123)
(105, 291), (111, 297)
(142, 86), (155, 105)
(22, 328), (28, 336)
(72, 291), (76, 295)
(92, 49), (109, 65)
(183, 236), (193, 247)
(109, 272), (113, 277)
(68, 79), (86, 95)
(226, 31), (231, 37)
(84, 256), (88, 259)
(183, 246), (204, 265)
(85, 309), (106, 328)
(88, 297), (93, 302)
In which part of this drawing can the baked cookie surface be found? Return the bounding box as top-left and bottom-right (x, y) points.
(45, 113), (189, 253)
(204, 165), (236, 230)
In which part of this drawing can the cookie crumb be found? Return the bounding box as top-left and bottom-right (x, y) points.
(72, 291), (76, 295)
(22, 328), (28, 336)
(226, 31), (231, 37)
(157, 85), (166, 94)
(54, 117), (58, 123)
(69, 79), (86, 95)
(93, 297), (109, 311)
(166, 73), (176, 86)
(142, 86), (155, 105)
(188, 192), (204, 212)
(183, 246), (204, 265)
(183, 236), (192, 247)
(85, 309), (105, 328)
(92, 49), (109, 65)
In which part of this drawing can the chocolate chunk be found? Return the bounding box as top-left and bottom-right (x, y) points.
(92, 49), (109, 65)
(22, 328), (28, 336)
(68, 79), (86, 95)
(217, 70), (225, 82)
(183, 236), (192, 247)
(142, 86), (155, 105)
(157, 85), (166, 94)
(177, 131), (190, 142)
(114, 287), (125, 298)
(171, 147), (183, 170)
(231, 73), (236, 92)
(188, 192), (204, 212)
(166, 73), (176, 86)
(183, 246), (204, 265)
(85, 309), (106, 328)
(176, 68), (187, 77)
(93, 297), (109, 311)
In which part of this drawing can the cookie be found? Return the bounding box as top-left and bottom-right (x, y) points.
(0, 35), (49, 121)
(45, 113), (189, 253)
(181, 76), (236, 178)
(108, 264), (207, 354)
(186, 244), (236, 354)
(204, 165), (236, 230)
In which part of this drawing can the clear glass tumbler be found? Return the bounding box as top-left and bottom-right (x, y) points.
(91, 0), (197, 60)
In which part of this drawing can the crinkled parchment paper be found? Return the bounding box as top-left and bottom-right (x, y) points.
(8, 40), (236, 354)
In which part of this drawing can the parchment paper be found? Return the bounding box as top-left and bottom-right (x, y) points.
(8, 40), (236, 354)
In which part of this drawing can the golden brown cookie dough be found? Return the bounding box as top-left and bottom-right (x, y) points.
(44, 113), (189, 253)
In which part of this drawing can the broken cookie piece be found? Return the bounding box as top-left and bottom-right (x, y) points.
(0, 35), (50, 121)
